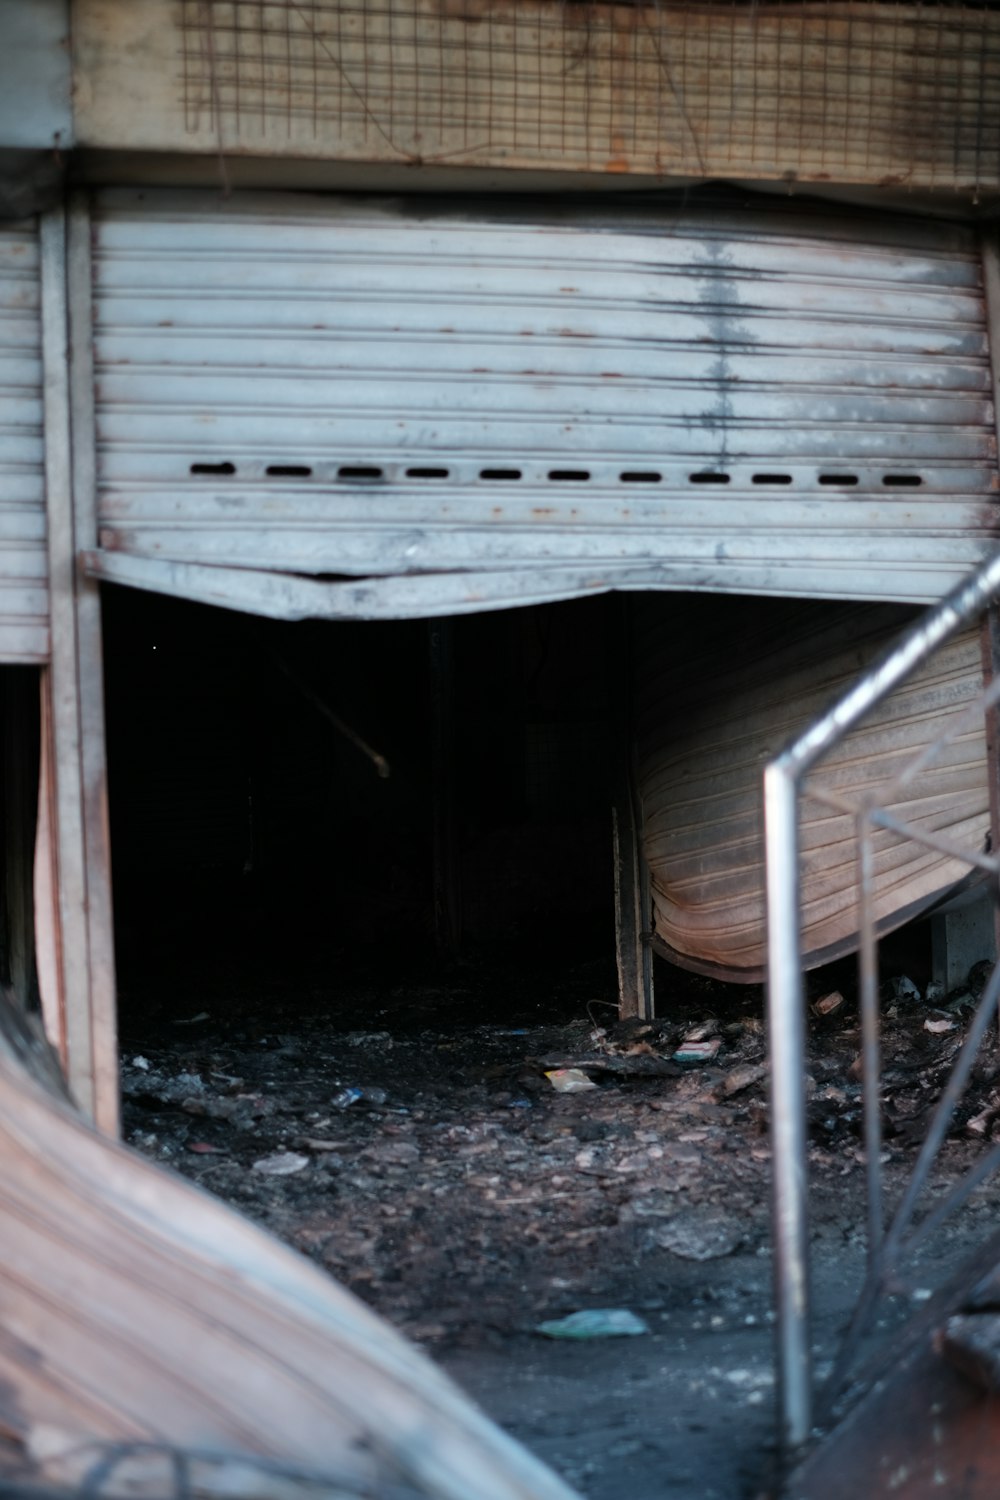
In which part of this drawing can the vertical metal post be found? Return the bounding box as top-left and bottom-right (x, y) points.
(41, 204), (94, 1112)
(40, 198), (119, 1133)
(67, 193), (118, 1135)
(765, 760), (812, 1450)
(857, 814), (884, 1265)
(611, 596), (653, 1019)
(765, 544), (1000, 1452)
(637, 832), (655, 1016)
(980, 233), (1000, 970)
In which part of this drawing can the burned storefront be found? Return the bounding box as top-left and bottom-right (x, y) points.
(2, 1), (1000, 1496)
(81, 188), (998, 1013)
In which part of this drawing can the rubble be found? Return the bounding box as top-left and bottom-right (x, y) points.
(648, 1208), (745, 1262)
(672, 1037), (723, 1064)
(545, 1068), (599, 1093)
(119, 953), (1000, 1388)
(254, 1150), (311, 1175)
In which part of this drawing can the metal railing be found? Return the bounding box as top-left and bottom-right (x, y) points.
(765, 548), (1000, 1453)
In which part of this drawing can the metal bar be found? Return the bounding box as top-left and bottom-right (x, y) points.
(879, 959), (1000, 1267)
(765, 760), (812, 1450)
(857, 814), (884, 1267)
(612, 597), (642, 1017)
(768, 543), (1000, 1446)
(879, 669), (1000, 802)
(612, 596), (653, 1019)
(865, 807), (1000, 877)
(818, 1263), (885, 1422)
(631, 613), (655, 1019)
(638, 848), (655, 1019)
(898, 1141), (1000, 1264)
(775, 548), (1000, 781)
(819, 921), (1000, 1414)
(803, 788), (1000, 877)
(979, 609), (1000, 965)
(981, 231), (1000, 979)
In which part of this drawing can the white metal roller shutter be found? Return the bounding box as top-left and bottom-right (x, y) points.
(0, 220), (47, 661)
(90, 190), (998, 614)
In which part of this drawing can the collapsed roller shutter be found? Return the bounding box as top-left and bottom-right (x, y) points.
(87, 190), (998, 617)
(0, 220), (46, 662)
(636, 596), (989, 981)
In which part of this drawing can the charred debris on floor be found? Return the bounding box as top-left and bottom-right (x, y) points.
(118, 950), (1000, 1344)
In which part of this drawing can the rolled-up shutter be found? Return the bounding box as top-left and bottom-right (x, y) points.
(0, 220), (46, 662)
(88, 190), (997, 617)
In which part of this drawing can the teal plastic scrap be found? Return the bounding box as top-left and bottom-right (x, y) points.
(536, 1309), (650, 1340)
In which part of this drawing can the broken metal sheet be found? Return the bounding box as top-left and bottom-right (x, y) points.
(637, 596), (990, 981)
(88, 550), (997, 622)
(0, 217), (48, 662)
(0, 992), (579, 1500)
(89, 191), (997, 610)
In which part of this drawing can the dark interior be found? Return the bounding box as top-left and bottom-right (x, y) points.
(102, 586), (618, 1011)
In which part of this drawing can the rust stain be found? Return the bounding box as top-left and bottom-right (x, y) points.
(601, 372), (623, 379)
(605, 158), (631, 174)
(557, 329), (594, 339)
(532, 507), (555, 517)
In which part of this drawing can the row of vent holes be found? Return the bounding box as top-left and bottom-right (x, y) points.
(189, 462), (924, 488)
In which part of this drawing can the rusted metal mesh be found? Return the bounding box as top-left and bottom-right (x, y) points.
(178, 0), (1000, 188)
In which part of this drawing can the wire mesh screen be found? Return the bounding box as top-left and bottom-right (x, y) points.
(177, 0), (1000, 189)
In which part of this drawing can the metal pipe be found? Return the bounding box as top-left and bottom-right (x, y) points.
(881, 958), (1000, 1268)
(883, 668), (1000, 801)
(766, 548), (1000, 1452)
(775, 549), (1000, 781)
(898, 1140), (1000, 1263)
(866, 806), (1000, 876)
(765, 761), (812, 1450)
(857, 815), (883, 1267)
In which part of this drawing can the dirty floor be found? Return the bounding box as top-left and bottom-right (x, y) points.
(118, 952), (1000, 1499)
